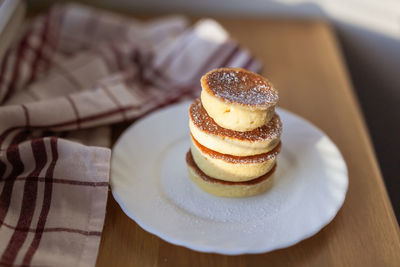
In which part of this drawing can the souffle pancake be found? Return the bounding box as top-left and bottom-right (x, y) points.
(186, 151), (276, 198)
(186, 67), (282, 198)
(190, 134), (280, 182)
(201, 68), (278, 132)
(189, 98), (282, 157)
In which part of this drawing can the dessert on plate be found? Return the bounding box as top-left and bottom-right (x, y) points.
(186, 68), (282, 197)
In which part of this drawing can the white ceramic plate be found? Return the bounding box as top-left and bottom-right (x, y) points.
(111, 101), (348, 255)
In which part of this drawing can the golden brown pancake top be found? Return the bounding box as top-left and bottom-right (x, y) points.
(201, 68), (278, 107)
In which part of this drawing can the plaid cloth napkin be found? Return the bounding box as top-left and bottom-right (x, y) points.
(0, 3), (260, 267)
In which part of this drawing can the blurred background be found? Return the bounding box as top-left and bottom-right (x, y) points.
(3, 0), (400, 220)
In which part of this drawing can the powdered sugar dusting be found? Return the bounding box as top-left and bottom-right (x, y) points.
(189, 98), (282, 142)
(203, 68), (278, 107)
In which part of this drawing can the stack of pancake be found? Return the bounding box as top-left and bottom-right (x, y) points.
(186, 68), (282, 197)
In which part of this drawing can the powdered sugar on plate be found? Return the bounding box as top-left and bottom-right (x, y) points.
(159, 135), (295, 225)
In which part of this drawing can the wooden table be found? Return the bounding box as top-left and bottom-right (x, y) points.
(96, 18), (400, 266)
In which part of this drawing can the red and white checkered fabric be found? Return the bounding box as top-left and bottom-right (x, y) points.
(0, 3), (260, 266)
